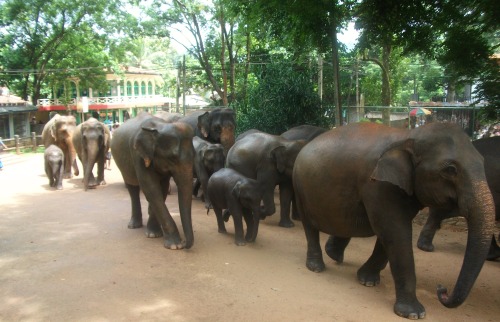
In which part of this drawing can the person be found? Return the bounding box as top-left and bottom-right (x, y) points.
(0, 138), (7, 171)
(105, 149), (112, 170)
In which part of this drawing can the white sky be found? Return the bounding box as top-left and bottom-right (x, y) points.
(170, 22), (360, 54)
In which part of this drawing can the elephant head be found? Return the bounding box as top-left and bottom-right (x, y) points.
(371, 122), (495, 309)
(197, 108), (236, 155)
(133, 117), (195, 249)
(75, 118), (110, 190)
(201, 143), (225, 175)
(231, 178), (264, 242)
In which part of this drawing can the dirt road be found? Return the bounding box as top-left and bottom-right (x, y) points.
(1, 153), (499, 321)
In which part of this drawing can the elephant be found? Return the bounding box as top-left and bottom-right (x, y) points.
(207, 168), (264, 246)
(236, 129), (263, 141)
(41, 114), (79, 178)
(178, 108), (236, 155)
(44, 144), (64, 190)
(280, 124), (327, 141)
(192, 136), (225, 209)
(417, 135), (500, 260)
(226, 132), (307, 228)
(72, 118), (111, 191)
(293, 122), (495, 319)
(110, 112), (195, 250)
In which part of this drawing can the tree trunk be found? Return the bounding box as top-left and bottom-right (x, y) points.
(331, 26), (342, 127)
(381, 44), (392, 126)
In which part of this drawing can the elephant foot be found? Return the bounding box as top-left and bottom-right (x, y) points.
(56, 185), (63, 190)
(128, 218), (143, 229)
(306, 257), (325, 273)
(98, 180), (107, 186)
(223, 209), (231, 222)
(145, 227), (163, 238)
(235, 239), (247, 246)
(63, 173), (73, 179)
(278, 219), (295, 228)
(486, 236), (500, 261)
(357, 266), (381, 287)
(74, 169), (79, 176)
(325, 236), (347, 264)
(163, 236), (185, 250)
(394, 299), (426, 320)
(218, 227), (227, 234)
(416, 237), (435, 252)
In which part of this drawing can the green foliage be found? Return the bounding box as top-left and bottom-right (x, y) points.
(235, 61), (329, 135)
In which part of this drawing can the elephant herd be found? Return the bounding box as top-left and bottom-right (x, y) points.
(41, 110), (499, 320)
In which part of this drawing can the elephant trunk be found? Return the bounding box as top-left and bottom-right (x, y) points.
(437, 179), (495, 308)
(173, 166), (194, 249)
(83, 141), (100, 191)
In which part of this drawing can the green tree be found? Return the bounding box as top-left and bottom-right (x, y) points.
(0, 0), (137, 106)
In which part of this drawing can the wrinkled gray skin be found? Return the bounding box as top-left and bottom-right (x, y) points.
(226, 132), (307, 228)
(293, 122), (495, 319)
(72, 118), (111, 191)
(207, 168), (264, 246)
(154, 111), (183, 123)
(236, 129), (263, 141)
(192, 136), (225, 209)
(178, 108), (236, 156)
(44, 144), (64, 190)
(42, 114), (79, 178)
(111, 112), (195, 250)
(417, 135), (500, 260)
(280, 124), (328, 220)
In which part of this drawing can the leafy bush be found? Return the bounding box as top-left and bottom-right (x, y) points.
(235, 62), (330, 135)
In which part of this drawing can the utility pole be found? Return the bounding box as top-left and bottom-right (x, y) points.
(176, 63), (180, 113)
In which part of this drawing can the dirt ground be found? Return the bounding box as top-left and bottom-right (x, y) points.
(1, 153), (499, 322)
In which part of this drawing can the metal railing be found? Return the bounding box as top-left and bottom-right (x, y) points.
(37, 95), (166, 107)
(0, 132), (43, 154)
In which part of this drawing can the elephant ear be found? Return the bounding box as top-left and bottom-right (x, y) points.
(198, 112), (211, 139)
(270, 145), (287, 174)
(231, 181), (242, 199)
(134, 125), (159, 168)
(370, 139), (415, 196)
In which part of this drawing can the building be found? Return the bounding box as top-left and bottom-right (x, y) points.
(0, 89), (38, 139)
(36, 66), (171, 124)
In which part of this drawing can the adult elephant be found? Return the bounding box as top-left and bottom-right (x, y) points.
(154, 111), (183, 123)
(293, 122), (495, 319)
(42, 114), (79, 178)
(226, 132), (306, 228)
(417, 135), (500, 260)
(111, 112), (195, 250)
(72, 118), (111, 191)
(178, 108), (236, 155)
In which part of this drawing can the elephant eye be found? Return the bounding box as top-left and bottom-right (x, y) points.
(441, 164), (458, 178)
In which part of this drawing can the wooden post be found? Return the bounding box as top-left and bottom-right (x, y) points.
(32, 132), (37, 152)
(15, 135), (20, 155)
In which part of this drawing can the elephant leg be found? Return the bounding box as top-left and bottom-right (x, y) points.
(214, 207), (227, 234)
(223, 209), (231, 222)
(303, 216), (325, 272)
(486, 234), (500, 261)
(230, 205), (246, 246)
(325, 235), (351, 263)
(243, 208), (258, 242)
(72, 157), (79, 176)
(417, 208), (457, 252)
(126, 184), (143, 229)
(357, 238), (388, 286)
(96, 156), (106, 185)
(192, 178), (201, 197)
(146, 204), (163, 238)
(278, 182), (294, 228)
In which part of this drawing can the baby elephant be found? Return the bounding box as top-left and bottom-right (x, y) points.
(192, 136), (225, 209)
(44, 144), (64, 190)
(207, 168), (264, 246)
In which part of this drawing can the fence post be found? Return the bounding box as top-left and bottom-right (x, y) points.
(31, 132), (37, 152)
(15, 135), (20, 155)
